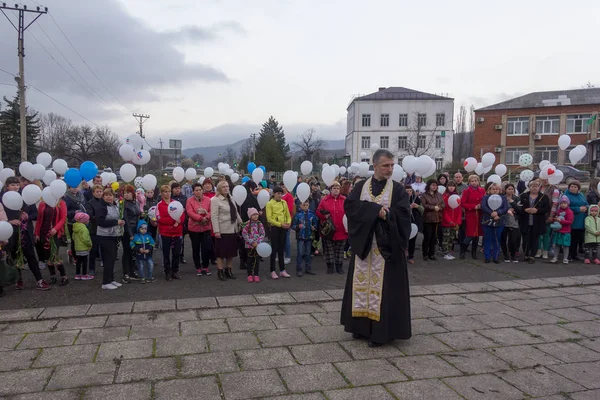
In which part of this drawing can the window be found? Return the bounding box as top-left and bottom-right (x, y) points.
(380, 114), (389, 127)
(399, 114), (408, 127)
(418, 113), (427, 127)
(507, 117), (530, 135)
(361, 136), (370, 149)
(398, 157), (404, 165)
(535, 116), (560, 134)
(435, 136), (442, 149)
(505, 147), (529, 165)
(436, 113), (445, 127)
(398, 136), (407, 149)
(567, 114), (592, 133)
(417, 136), (426, 148)
(435, 158), (443, 171)
(362, 114), (371, 127)
(534, 146), (559, 164)
(380, 136), (389, 148)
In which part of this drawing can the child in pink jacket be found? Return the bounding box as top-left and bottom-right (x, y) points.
(551, 195), (574, 264)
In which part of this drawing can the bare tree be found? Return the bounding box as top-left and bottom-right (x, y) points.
(394, 112), (438, 157)
(468, 105), (475, 133)
(181, 158), (194, 168)
(455, 105), (467, 133)
(223, 146), (237, 165)
(293, 128), (327, 162)
(583, 81), (597, 89)
(191, 153), (204, 165)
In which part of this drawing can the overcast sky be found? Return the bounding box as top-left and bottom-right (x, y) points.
(0, 0), (598, 148)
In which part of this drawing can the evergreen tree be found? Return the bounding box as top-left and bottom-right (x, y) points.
(255, 116), (289, 171)
(0, 93), (40, 166)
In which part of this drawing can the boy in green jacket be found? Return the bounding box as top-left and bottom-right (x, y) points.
(584, 204), (600, 264)
(73, 212), (93, 280)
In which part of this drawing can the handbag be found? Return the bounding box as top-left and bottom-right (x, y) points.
(319, 209), (336, 239)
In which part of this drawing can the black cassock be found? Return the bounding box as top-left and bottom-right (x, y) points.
(341, 177), (412, 344)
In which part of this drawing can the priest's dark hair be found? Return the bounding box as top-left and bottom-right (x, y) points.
(373, 149), (394, 165)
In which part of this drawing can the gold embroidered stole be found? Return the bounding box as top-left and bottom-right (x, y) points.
(351, 177), (393, 322)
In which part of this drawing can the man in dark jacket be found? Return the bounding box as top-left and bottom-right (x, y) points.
(86, 184), (104, 277)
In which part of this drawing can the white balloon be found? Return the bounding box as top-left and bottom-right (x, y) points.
(360, 152), (367, 159)
(184, 168), (197, 181)
(322, 163), (330, 170)
(100, 172), (110, 186)
(494, 164), (507, 177)
(448, 194), (461, 209)
(231, 173), (239, 183)
(283, 171), (297, 191)
(108, 173), (117, 184)
(482, 152), (496, 168)
(119, 164), (137, 183)
(548, 169), (564, 185)
(119, 144), (134, 161)
(576, 145), (587, 157)
(173, 167), (185, 182)
(0, 160), (3, 170)
(257, 190), (270, 209)
(148, 206), (157, 220)
(322, 166), (336, 186)
(256, 242), (272, 258)
(167, 200), (184, 220)
(22, 184), (42, 205)
(438, 185), (446, 194)
(0, 168), (14, 184)
(518, 153), (533, 167)
(232, 185), (247, 206)
(218, 163), (227, 174)
(198, 176), (206, 185)
(424, 159), (437, 178)
(410, 223), (418, 239)
(392, 165), (404, 183)
(31, 164), (45, 180)
(142, 174), (157, 191)
(483, 164), (493, 174)
(358, 162), (369, 177)
(558, 134), (571, 150)
(343, 215), (348, 232)
(486, 174), (502, 185)
(204, 167), (214, 178)
(19, 161), (33, 180)
(226, 168), (234, 176)
(126, 134), (143, 150)
(569, 148), (583, 165)
(252, 168), (264, 184)
(416, 155), (432, 175)
(520, 169), (534, 182)
(296, 182), (310, 203)
(487, 194), (502, 210)
(36, 152), (52, 168)
(463, 157), (477, 172)
(340, 166), (347, 175)
(402, 156), (418, 174)
(2, 191), (23, 211)
(539, 160), (551, 170)
(52, 159), (68, 175)
(370, 143), (380, 152)
(331, 164), (340, 176)
(350, 162), (359, 173)
(0, 221), (13, 241)
(43, 170), (57, 186)
(475, 163), (484, 175)
(137, 149), (151, 165)
(300, 161), (313, 175)
(50, 179), (67, 199)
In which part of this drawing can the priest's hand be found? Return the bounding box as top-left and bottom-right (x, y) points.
(378, 207), (388, 220)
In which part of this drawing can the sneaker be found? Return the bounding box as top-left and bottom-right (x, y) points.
(111, 281), (123, 287)
(36, 280), (50, 291)
(284, 257), (291, 265)
(551, 257), (558, 264)
(247, 276), (253, 283)
(563, 259), (570, 264)
(271, 271), (279, 280)
(122, 275), (131, 284)
(585, 259), (591, 264)
(81, 275), (93, 281)
(180, 258), (187, 264)
(296, 270), (304, 277)
(50, 275), (57, 284)
(443, 254), (455, 260)
(202, 268), (212, 276)
(279, 270), (291, 278)
(87, 275), (95, 280)
(595, 259), (600, 265)
(253, 275), (261, 282)
(74, 275), (82, 280)
(129, 273), (141, 281)
(343, 252), (348, 260)
(140, 279), (147, 284)
(59, 277), (69, 286)
(15, 280), (24, 290)
(102, 283), (118, 290)
(512, 258), (519, 263)
(535, 249), (542, 258)
(542, 250), (549, 260)
(197, 268), (203, 276)
(147, 278), (156, 283)
(504, 258), (511, 263)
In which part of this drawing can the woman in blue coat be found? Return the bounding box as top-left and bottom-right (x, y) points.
(481, 183), (509, 264)
(565, 180), (589, 261)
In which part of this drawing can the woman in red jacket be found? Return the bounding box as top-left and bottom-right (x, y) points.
(35, 199), (68, 285)
(441, 181), (462, 260)
(186, 183), (213, 276)
(157, 184), (185, 281)
(317, 181), (348, 274)
(460, 175), (486, 259)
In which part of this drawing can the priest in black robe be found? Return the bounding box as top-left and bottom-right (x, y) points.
(341, 149), (412, 347)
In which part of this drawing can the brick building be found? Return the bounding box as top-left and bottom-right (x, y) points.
(474, 89), (600, 169)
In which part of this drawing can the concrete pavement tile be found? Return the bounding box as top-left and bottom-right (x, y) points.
(441, 349), (510, 374)
(180, 319), (229, 335)
(254, 292), (297, 304)
(505, 310), (566, 325)
(289, 290), (333, 302)
(394, 335), (453, 356)
(0, 349), (37, 371)
(34, 344), (97, 367)
(291, 343), (352, 364)
(580, 338), (600, 353)
(151, 311), (198, 325)
(562, 321), (600, 337)
(257, 328), (311, 347)
(411, 305), (445, 318)
(105, 313), (154, 327)
(486, 280), (531, 290)
(497, 366), (584, 397)
(227, 316), (276, 331)
(493, 291), (538, 300)
(471, 313), (529, 328)
(514, 278), (559, 288)
(0, 368), (52, 395)
(535, 342), (600, 363)
(176, 297), (218, 310)
(534, 296), (588, 309)
(409, 285), (435, 296)
(129, 323), (180, 339)
(3, 319), (59, 334)
(14, 389), (80, 400)
(236, 347), (297, 370)
(325, 289), (345, 299)
(18, 330), (79, 349)
(444, 374), (525, 400)
(318, 301), (342, 312)
(87, 302), (133, 315)
(0, 334), (24, 351)
(488, 345), (561, 368)
(116, 358), (177, 383)
(571, 389), (600, 400)
(132, 300), (175, 313)
(522, 288), (566, 298)
(208, 331), (260, 351)
(462, 293), (505, 302)
(433, 331), (495, 350)
(0, 308), (43, 322)
(239, 305), (285, 317)
(413, 318), (448, 334)
(279, 363), (349, 392)
(280, 304), (325, 315)
(271, 314), (320, 329)
(335, 359), (406, 386)
(429, 304), (483, 317)
(199, 308), (242, 319)
(96, 339), (153, 361)
(84, 382), (151, 400)
(390, 355), (462, 379)
(570, 275), (600, 284)
(180, 351), (239, 376)
(426, 294), (472, 305)
(301, 325), (353, 343)
(220, 370), (286, 399)
(453, 282), (499, 292)
(546, 307), (600, 322)
(424, 284), (466, 294)
(556, 286), (598, 295)
(264, 395), (325, 400)
(466, 301), (523, 315)
(520, 324), (584, 342)
(39, 305), (91, 319)
(412, 297), (440, 307)
(216, 295), (258, 307)
(386, 379), (462, 400)
(325, 385), (395, 400)
(543, 276), (585, 286)
(430, 316), (490, 331)
(312, 312), (340, 326)
(568, 294), (600, 305)
(155, 334), (208, 356)
(76, 326), (130, 344)
(55, 316), (107, 330)
(155, 377), (220, 400)
(501, 299), (548, 311)
(476, 327), (544, 346)
(47, 362), (116, 389)
(339, 340), (402, 360)
(580, 305), (600, 316)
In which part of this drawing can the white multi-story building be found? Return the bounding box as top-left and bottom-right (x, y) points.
(345, 87), (455, 169)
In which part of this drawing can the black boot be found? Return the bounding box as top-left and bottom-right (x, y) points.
(471, 244), (478, 260)
(459, 244), (466, 260)
(217, 269), (226, 281)
(224, 268), (236, 279)
(326, 263), (334, 274)
(335, 263), (344, 274)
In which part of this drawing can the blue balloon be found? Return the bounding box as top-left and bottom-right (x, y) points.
(259, 165), (266, 173)
(80, 161), (98, 181)
(247, 162), (256, 173)
(64, 168), (82, 188)
(241, 176), (250, 183)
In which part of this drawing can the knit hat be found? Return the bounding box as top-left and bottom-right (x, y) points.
(247, 207), (259, 218)
(559, 195), (570, 205)
(74, 211), (89, 224)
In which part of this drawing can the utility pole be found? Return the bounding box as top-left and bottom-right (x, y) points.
(133, 113), (149, 138)
(157, 138), (164, 171)
(1, 3), (48, 161)
(250, 133), (257, 161)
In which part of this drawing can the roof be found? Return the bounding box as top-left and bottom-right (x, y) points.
(351, 87), (453, 104)
(477, 88), (600, 111)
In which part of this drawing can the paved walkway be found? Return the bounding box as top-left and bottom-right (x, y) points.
(1, 275), (600, 399)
